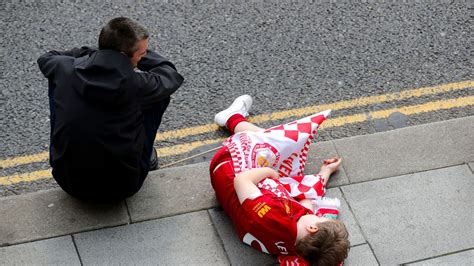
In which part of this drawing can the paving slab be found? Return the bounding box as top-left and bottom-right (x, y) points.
(74, 210), (228, 265)
(344, 244), (378, 266)
(325, 188), (365, 246)
(334, 116), (474, 183)
(0, 236), (81, 266)
(304, 140), (350, 187)
(126, 161), (218, 222)
(208, 208), (276, 265)
(407, 249), (474, 265)
(341, 165), (474, 265)
(0, 189), (129, 246)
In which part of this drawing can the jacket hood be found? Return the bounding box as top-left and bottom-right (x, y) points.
(73, 50), (135, 107)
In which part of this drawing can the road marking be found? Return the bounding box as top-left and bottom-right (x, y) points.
(0, 80), (472, 169)
(156, 124), (220, 141)
(0, 95), (472, 186)
(0, 169), (52, 186)
(370, 95), (474, 119)
(156, 80), (474, 140)
(156, 95), (474, 156)
(0, 152), (49, 169)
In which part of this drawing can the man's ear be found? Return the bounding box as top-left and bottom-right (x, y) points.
(306, 225), (319, 234)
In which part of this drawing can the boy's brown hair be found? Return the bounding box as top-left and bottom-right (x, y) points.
(295, 220), (350, 266)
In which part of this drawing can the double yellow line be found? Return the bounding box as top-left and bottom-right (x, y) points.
(0, 80), (473, 186)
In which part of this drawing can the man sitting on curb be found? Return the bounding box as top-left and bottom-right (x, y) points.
(38, 17), (184, 201)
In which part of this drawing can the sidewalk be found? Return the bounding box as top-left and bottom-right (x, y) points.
(0, 116), (473, 265)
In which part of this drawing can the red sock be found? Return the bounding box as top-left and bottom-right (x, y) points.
(226, 113), (247, 133)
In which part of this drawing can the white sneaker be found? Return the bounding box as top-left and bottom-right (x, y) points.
(214, 95), (253, 127)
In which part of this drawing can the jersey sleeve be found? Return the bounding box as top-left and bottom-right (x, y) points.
(240, 194), (299, 255)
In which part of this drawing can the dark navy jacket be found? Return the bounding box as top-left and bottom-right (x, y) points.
(38, 47), (183, 199)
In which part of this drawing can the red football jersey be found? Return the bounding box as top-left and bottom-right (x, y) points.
(210, 147), (313, 256)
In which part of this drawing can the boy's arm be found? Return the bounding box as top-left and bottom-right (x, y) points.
(296, 158), (342, 210)
(234, 167), (279, 204)
(319, 157), (342, 185)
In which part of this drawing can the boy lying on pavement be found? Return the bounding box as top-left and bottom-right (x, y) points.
(209, 95), (349, 266)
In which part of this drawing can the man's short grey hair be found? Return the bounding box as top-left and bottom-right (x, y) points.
(99, 17), (149, 57)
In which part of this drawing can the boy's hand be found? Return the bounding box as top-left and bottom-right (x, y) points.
(320, 157), (342, 175)
(263, 167), (280, 179)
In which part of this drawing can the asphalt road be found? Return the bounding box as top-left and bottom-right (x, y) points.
(0, 1), (472, 195)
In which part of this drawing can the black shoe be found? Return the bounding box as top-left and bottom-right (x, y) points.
(149, 148), (159, 171)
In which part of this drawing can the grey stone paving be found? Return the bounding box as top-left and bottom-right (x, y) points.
(0, 118), (472, 264)
(74, 211), (228, 265)
(0, 236), (81, 266)
(325, 188), (365, 246)
(407, 250), (474, 265)
(344, 244), (378, 266)
(126, 161), (218, 223)
(334, 116), (474, 183)
(208, 208), (275, 265)
(342, 164), (474, 265)
(0, 189), (129, 246)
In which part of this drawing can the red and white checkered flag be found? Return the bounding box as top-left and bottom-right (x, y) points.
(279, 174), (326, 200)
(224, 110), (331, 177)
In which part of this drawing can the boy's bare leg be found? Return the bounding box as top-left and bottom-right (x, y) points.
(234, 121), (264, 133)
